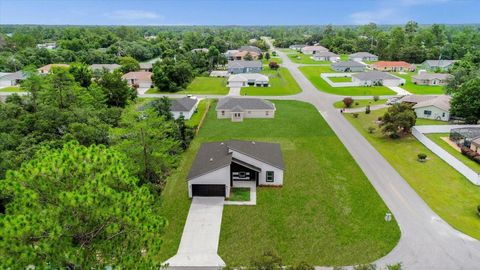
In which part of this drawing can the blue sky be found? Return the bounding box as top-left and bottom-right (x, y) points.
(0, 0), (479, 25)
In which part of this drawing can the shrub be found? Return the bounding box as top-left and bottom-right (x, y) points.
(386, 263), (403, 270)
(352, 113), (359, 118)
(373, 95), (380, 101)
(355, 102), (359, 106)
(417, 153), (427, 161)
(269, 61), (280, 70)
(477, 205), (480, 217)
(343, 97), (354, 108)
(368, 126), (376, 134)
(365, 105), (371, 114)
(473, 155), (480, 164)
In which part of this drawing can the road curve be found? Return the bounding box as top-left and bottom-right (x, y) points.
(272, 46), (480, 269)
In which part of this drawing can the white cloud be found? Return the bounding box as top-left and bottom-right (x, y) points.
(106, 10), (163, 20)
(349, 8), (396, 25)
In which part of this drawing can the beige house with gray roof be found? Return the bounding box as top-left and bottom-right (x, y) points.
(412, 72), (453, 86)
(216, 97), (275, 122)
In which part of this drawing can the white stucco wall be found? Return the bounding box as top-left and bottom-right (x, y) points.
(414, 105), (450, 121)
(188, 166), (230, 198)
(217, 110), (275, 119)
(172, 101), (198, 120)
(229, 150), (284, 186)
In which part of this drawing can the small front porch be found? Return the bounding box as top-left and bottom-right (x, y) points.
(224, 181), (257, 206)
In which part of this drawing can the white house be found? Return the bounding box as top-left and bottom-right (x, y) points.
(36, 42), (57, 50)
(312, 51), (340, 62)
(351, 71), (405, 86)
(227, 73), (269, 88)
(301, 45), (328, 55)
(348, 52), (378, 62)
(0, 71), (27, 88)
(170, 97), (199, 120)
(411, 95), (451, 121)
(187, 140), (284, 198)
(216, 97), (276, 122)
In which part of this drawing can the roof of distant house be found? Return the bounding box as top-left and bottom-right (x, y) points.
(216, 97), (275, 111)
(122, 71), (153, 81)
(139, 62), (153, 69)
(227, 60), (262, 69)
(349, 52), (377, 58)
(412, 95), (451, 111)
(332, 61), (365, 68)
(412, 72), (453, 81)
(313, 51), (339, 57)
(0, 71), (28, 81)
(170, 97), (198, 112)
(238, 45), (262, 54)
(38, 64), (70, 73)
(228, 73), (269, 82)
(187, 140), (284, 180)
(234, 50), (260, 58)
(191, 48), (209, 53)
(423, 60), (457, 68)
(90, 64), (121, 71)
(301, 45), (328, 52)
(400, 95), (440, 104)
(372, 61), (414, 69)
(352, 71), (399, 81)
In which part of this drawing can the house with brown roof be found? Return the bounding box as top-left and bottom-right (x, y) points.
(371, 61), (416, 72)
(38, 64), (70, 74)
(122, 71), (153, 89)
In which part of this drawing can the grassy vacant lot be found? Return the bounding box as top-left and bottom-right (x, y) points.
(345, 108), (480, 240)
(278, 48), (297, 53)
(427, 133), (480, 173)
(186, 99), (210, 127)
(288, 53), (330, 64)
(299, 66), (396, 96)
(333, 98), (387, 109)
(330, 76), (352, 83)
(146, 77), (229, 95)
(229, 187), (250, 201)
(240, 68), (302, 96)
(0, 86), (22, 92)
(157, 100), (400, 266)
(394, 72), (445, 95)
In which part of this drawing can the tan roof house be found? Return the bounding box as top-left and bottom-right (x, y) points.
(38, 64), (70, 74)
(301, 45), (328, 55)
(412, 71), (453, 86)
(122, 71), (153, 89)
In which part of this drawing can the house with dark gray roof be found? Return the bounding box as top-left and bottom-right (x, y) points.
(216, 97), (275, 121)
(421, 60), (457, 71)
(351, 71), (405, 86)
(227, 60), (263, 74)
(187, 140), (284, 197)
(349, 52), (378, 62)
(331, 61), (366, 72)
(170, 97), (199, 120)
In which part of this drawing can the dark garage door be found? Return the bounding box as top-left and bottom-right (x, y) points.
(192, 184), (226, 197)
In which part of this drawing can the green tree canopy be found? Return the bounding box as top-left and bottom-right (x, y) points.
(0, 142), (166, 269)
(380, 103), (416, 138)
(119, 56), (140, 73)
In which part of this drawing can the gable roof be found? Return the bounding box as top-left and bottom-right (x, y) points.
(301, 45), (328, 52)
(187, 140), (284, 180)
(313, 51), (339, 57)
(216, 97), (275, 111)
(227, 60), (262, 69)
(238, 45), (262, 54)
(400, 95), (439, 104)
(228, 73), (269, 82)
(38, 64), (70, 73)
(412, 95), (451, 111)
(0, 71), (27, 81)
(349, 52), (377, 58)
(372, 61), (414, 69)
(412, 73), (453, 81)
(332, 61), (365, 68)
(352, 71), (399, 81)
(139, 62), (153, 70)
(423, 60), (457, 68)
(121, 71), (152, 81)
(90, 64), (121, 71)
(170, 97), (198, 112)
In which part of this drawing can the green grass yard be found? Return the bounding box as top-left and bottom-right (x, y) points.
(415, 118), (451, 126)
(333, 98), (387, 109)
(262, 57), (283, 65)
(240, 68), (302, 96)
(394, 72), (445, 95)
(146, 77), (229, 95)
(330, 76), (352, 83)
(288, 53), (330, 64)
(299, 66), (396, 96)
(157, 100), (400, 266)
(0, 86), (22, 92)
(229, 187), (251, 201)
(345, 108), (480, 240)
(426, 133), (480, 173)
(186, 99), (210, 127)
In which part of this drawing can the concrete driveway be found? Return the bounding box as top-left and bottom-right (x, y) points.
(165, 197), (226, 269)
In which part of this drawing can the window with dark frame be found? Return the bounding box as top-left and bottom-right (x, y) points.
(266, 171), (274, 182)
(424, 110), (432, 116)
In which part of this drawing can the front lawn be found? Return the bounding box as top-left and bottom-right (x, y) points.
(240, 68), (302, 96)
(288, 53), (330, 64)
(146, 77), (229, 95)
(186, 99), (210, 127)
(299, 66), (396, 96)
(394, 72), (445, 95)
(426, 133), (480, 173)
(333, 98), (387, 109)
(415, 118), (451, 126)
(229, 187), (251, 201)
(344, 108), (480, 240)
(0, 86), (22, 92)
(157, 100), (400, 266)
(262, 57), (283, 65)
